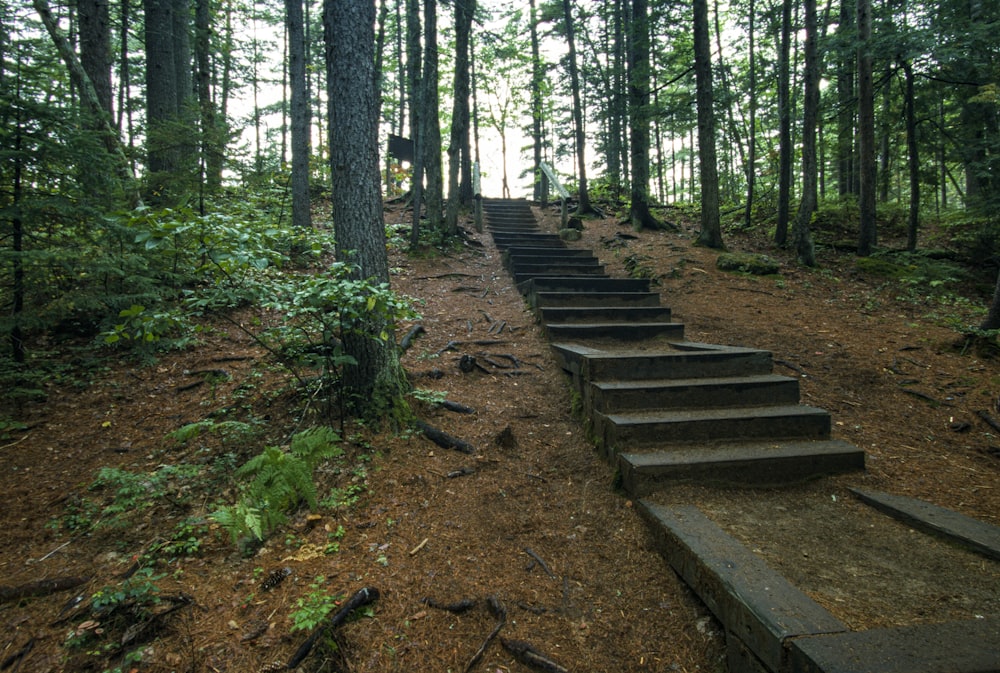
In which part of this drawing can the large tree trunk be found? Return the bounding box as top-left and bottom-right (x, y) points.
(836, 0), (856, 196)
(774, 0), (792, 246)
(529, 0), (546, 203)
(562, 0), (596, 216)
(422, 0), (444, 230)
(901, 57), (919, 252)
(793, 0), (819, 266)
(856, 0), (877, 256)
(287, 0), (311, 228)
(693, 0), (723, 248)
(325, 0), (407, 417)
(445, 0), (474, 235)
(743, 0), (757, 228)
(77, 0), (113, 118)
(627, 0), (662, 230)
(195, 0), (221, 197)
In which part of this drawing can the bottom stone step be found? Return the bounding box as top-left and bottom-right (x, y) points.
(619, 440), (865, 494)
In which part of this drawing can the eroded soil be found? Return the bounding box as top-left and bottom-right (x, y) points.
(1, 201), (998, 672)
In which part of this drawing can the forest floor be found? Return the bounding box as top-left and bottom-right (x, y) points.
(1, 200), (999, 673)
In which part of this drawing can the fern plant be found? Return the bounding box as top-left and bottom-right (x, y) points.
(211, 426), (342, 544)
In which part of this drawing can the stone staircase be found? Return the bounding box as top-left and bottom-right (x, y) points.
(481, 198), (1000, 673)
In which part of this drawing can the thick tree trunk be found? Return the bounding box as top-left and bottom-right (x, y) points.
(287, 0), (311, 228)
(775, 0), (792, 246)
(628, 0), (662, 230)
(744, 0), (757, 228)
(857, 0), (877, 256)
(445, 0), (473, 235)
(195, 0), (221, 196)
(325, 0), (408, 417)
(836, 0), (856, 196)
(422, 0), (444, 230)
(793, 0), (819, 266)
(77, 0), (113, 118)
(693, 0), (723, 248)
(562, 0), (596, 215)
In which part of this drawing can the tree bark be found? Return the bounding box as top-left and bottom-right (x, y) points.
(195, 0), (221, 196)
(445, 0), (474, 235)
(325, 0), (408, 417)
(77, 0), (113, 118)
(774, 0), (792, 246)
(901, 57), (919, 252)
(793, 0), (819, 266)
(743, 0), (757, 228)
(529, 0), (546, 203)
(422, 0), (444, 230)
(627, 0), (662, 230)
(693, 0), (723, 248)
(287, 0), (311, 228)
(562, 0), (596, 216)
(856, 0), (877, 256)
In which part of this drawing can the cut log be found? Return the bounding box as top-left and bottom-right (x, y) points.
(416, 421), (477, 455)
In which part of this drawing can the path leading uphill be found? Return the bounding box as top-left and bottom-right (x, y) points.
(483, 198), (1000, 673)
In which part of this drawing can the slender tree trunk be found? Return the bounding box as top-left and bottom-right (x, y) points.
(628, 0), (662, 230)
(982, 270), (1000, 331)
(857, 0), (877, 256)
(775, 0), (792, 246)
(445, 0), (473, 234)
(287, 0), (311, 228)
(195, 0), (221, 197)
(693, 0), (723, 248)
(901, 57), (919, 252)
(836, 0), (856, 196)
(422, 0), (443, 230)
(562, 0), (596, 215)
(529, 0), (545, 202)
(744, 0), (757, 228)
(793, 0), (819, 266)
(407, 0), (424, 246)
(325, 0), (408, 417)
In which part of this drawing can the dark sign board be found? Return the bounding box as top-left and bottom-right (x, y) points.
(388, 134), (414, 163)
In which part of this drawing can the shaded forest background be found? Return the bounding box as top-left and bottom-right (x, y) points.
(2, 0), (1000, 438)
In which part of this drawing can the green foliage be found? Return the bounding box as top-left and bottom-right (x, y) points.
(90, 567), (164, 616)
(290, 576), (343, 632)
(409, 388), (448, 405)
(167, 419), (261, 448)
(211, 427), (343, 544)
(80, 464), (203, 531)
(717, 252), (781, 276)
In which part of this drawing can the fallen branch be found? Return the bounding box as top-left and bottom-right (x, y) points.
(440, 399), (475, 414)
(501, 638), (569, 673)
(416, 420), (477, 454)
(422, 597), (476, 613)
(400, 324), (426, 352)
(446, 467), (476, 478)
(775, 359), (807, 377)
(899, 387), (939, 404)
(463, 596), (506, 673)
(0, 576), (91, 603)
(976, 410), (1000, 434)
(286, 586), (380, 670)
(524, 547), (556, 578)
(0, 637), (34, 671)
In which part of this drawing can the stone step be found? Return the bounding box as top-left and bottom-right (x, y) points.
(513, 268), (608, 285)
(597, 404), (831, 450)
(552, 341), (774, 385)
(504, 246), (596, 259)
(590, 373), (799, 413)
(510, 260), (605, 276)
(533, 291), (663, 308)
(636, 502), (849, 673)
(538, 305), (672, 325)
(544, 320), (685, 343)
(619, 440), (865, 494)
(493, 234), (565, 249)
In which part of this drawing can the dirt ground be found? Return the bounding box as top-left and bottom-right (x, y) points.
(1, 200), (998, 673)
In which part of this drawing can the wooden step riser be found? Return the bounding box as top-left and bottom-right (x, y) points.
(598, 412), (832, 451)
(591, 376), (800, 414)
(563, 350), (776, 384)
(533, 292), (663, 308)
(539, 306), (673, 324)
(505, 247), (596, 259)
(545, 322), (685, 342)
(522, 277), (652, 296)
(619, 442), (865, 495)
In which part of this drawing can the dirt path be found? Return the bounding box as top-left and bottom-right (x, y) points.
(1, 201), (997, 672)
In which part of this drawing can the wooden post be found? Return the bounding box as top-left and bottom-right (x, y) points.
(472, 161), (483, 232)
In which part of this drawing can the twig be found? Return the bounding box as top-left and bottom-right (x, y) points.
(0, 433), (30, 451)
(775, 359), (807, 377)
(524, 547), (556, 578)
(38, 541), (71, 561)
(286, 586), (379, 669)
(409, 538), (429, 556)
(463, 597), (506, 673)
(899, 387), (940, 404)
(976, 410), (1000, 434)
(500, 638), (569, 673)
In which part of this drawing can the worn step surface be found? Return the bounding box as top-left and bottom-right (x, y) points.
(591, 373), (799, 413)
(539, 305), (673, 325)
(533, 291), (664, 308)
(545, 320), (685, 343)
(598, 404), (832, 450)
(637, 502), (849, 673)
(620, 440), (865, 493)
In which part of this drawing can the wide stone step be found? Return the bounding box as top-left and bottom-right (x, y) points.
(511, 261), (605, 277)
(619, 440), (864, 494)
(493, 234), (565, 249)
(590, 373), (799, 413)
(545, 321), (684, 343)
(598, 404), (832, 450)
(533, 291), (663, 308)
(513, 268), (608, 285)
(505, 246), (596, 260)
(538, 305), (672, 325)
(552, 342), (774, 384)
(636, 502), (850, 673)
